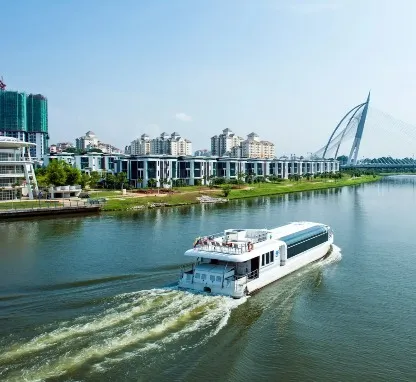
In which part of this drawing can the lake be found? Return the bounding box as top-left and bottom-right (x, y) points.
(0, 176), (415, 381)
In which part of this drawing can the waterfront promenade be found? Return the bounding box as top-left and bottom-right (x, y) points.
(0, 199), (102, 219)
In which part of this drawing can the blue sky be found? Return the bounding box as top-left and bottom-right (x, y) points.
(2, 0), (416, 158)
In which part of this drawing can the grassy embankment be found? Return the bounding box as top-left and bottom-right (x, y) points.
(93, 174), (380, 211)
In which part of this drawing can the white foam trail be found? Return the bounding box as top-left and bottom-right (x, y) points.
(0, 289), (179, 362)
(1, 289), (246, 382)
(1, 249), (340, 381)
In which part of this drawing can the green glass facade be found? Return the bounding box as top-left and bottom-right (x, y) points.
(0, 91), (27, 132)
(27, 94), (48, 133)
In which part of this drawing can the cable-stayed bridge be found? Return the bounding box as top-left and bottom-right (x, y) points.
(313, 92), (416, 169)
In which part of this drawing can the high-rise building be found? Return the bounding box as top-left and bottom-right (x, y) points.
(27, 94), (49, 159)
(0, 90), (27, 142)
(211, 128), (244, 156)
(129, 132), (192, 156)
(75, 131), (121, 154)
(0, 89), (49, 159)
(241, 132), (275, 159)
(76, 131), (99, 151)
(130, 134), (151, 155)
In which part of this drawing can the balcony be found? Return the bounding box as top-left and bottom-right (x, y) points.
(0, 173), (25, 178)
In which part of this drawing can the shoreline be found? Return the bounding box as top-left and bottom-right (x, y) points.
(100, 175), (381, 212)
(0, 175), (381, 216)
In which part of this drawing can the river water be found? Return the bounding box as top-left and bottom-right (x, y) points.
(0, 176), (415, 382)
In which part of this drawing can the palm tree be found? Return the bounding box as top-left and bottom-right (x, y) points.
(237, 172), (246, 185)
(148, 178), (157, 189)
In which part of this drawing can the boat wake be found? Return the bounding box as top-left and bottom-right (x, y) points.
(0, 247), (342, 382)
(0, 288), (246, 382)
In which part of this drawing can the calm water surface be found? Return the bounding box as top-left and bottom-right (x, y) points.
(0, 176), (415, 381)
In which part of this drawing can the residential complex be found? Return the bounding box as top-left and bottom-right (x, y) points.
(0, 89), (48, 160)
(49, 142), (74, 153)
(44, 152), (129, 175)
(75, 131), (121, 154)
(0, 137), (38, 200)
(126, 132), (192, 156)
(211, 128), (244, 157)
(241, 132), (275, 159)
(127, 134), (151, 155)
(44, 151), (338, 188)
(210, 129), (274, 159)
(126, 155), (337, 187)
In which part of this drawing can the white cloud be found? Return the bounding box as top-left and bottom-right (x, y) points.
(175, 112), (192, 122)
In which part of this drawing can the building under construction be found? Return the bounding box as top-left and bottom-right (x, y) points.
(0, 83), (48, 159)
(27, 94), (49, 158)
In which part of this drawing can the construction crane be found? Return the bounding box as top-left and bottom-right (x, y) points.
(0, 76), (6, 90)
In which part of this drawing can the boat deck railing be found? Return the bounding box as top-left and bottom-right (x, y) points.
(194, 242), (250, 254)
(194, 229), (270, 254)
(233, 269), (259, 282)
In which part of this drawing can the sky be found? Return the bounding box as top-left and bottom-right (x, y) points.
(2, 0), (416, 158)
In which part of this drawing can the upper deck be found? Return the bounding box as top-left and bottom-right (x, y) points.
(188, 222), (326, 261)
(193, 228), (270, 255)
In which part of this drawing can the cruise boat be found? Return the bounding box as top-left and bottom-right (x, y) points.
(178, 221), (334, 298)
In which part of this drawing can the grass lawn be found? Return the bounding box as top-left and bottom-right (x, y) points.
(101, 175), (380, 211)
(228, 175), (379, 199)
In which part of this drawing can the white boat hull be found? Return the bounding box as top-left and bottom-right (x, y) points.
(178, 238), (334, 299)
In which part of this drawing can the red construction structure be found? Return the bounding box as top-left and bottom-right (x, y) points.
(0, 76), (6, 90)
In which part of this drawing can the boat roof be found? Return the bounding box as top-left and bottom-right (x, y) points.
(184, 221), (326, 263)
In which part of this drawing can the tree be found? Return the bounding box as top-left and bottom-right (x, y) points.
(237, 172), (246, 185)
(222, 184), (232, 197)
(46, 160), (67, 186)
(89, 171), (101, 188)
(105, 173), (116, 189)
(148, 178), (157, 188)
(337, 155), (348, 165)
(64, 147), (83, 154)
(116, 172), (128, 189)
(64, 165), (82, 185)
(80, 173), (90, 188)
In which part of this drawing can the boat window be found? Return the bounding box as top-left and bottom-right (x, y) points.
(201, 274), (206, 280)
(216, 276), (222, 282)
(210, 275), (215, 282)
(270, 250), (274, 262)
(195, 273), (200, 279)
(261, 254), (265, 266)
(266, 252), (270, 264)
(286, 230), (328, 259)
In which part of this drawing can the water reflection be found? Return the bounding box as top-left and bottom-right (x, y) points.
(0, 218), (84, 256)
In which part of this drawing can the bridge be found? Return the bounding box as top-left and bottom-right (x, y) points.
(313, 92), (416, 169)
